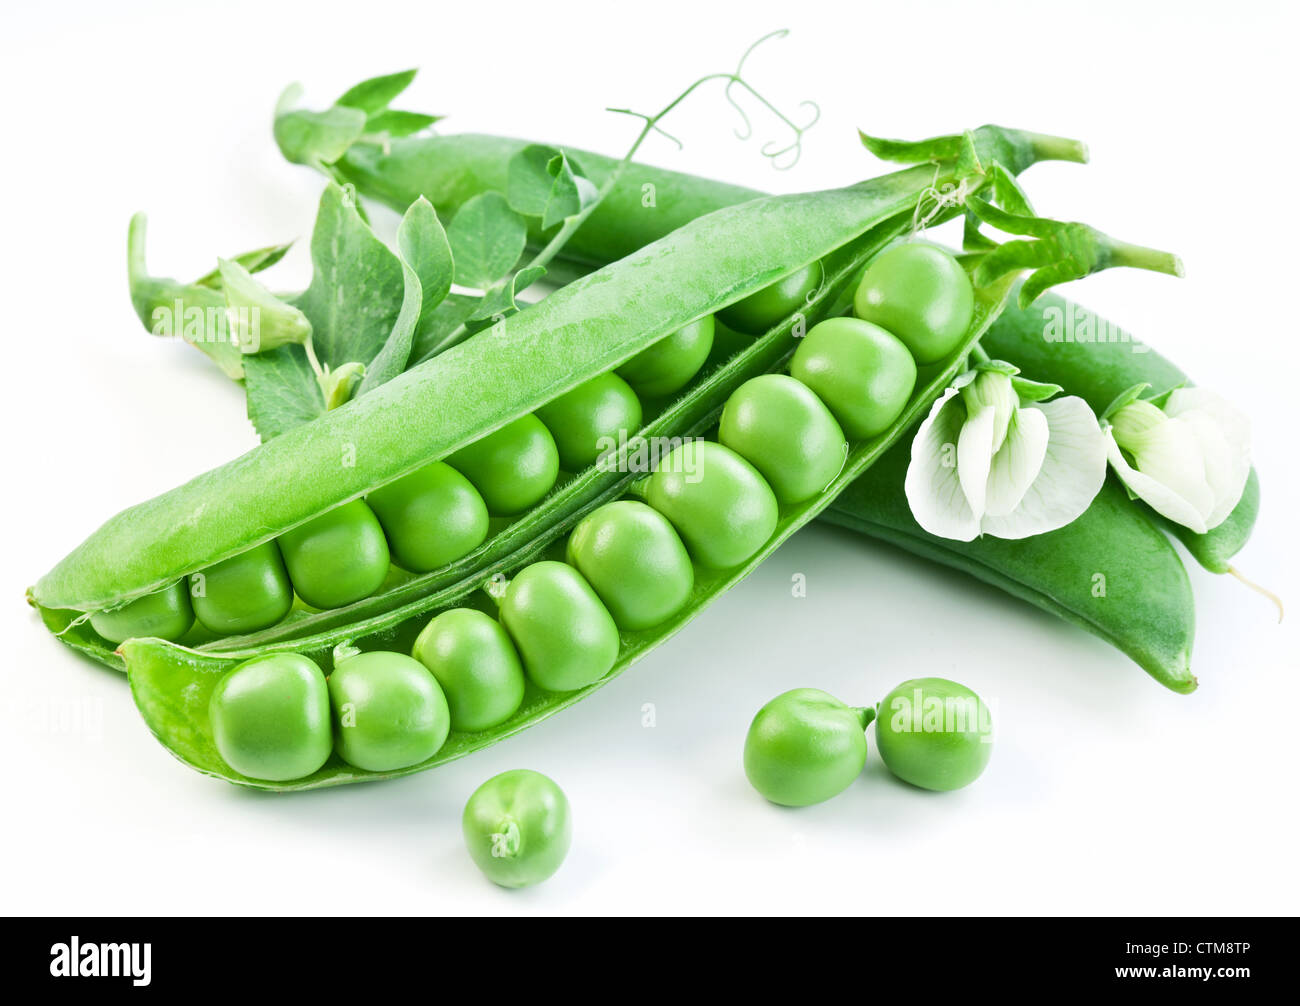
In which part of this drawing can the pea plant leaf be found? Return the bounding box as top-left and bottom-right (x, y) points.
(446, 192), (528, 288)
(469, 265), (546, 322)
(243, 348), (325, 439)
(409, 293), (479, 367)
(275, 72), (441, 169)
(506, 144), (598, 229)
(192, 241), (293, 289)
(397, 196), (454, 332)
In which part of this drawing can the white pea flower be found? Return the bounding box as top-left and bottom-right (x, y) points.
(906, 362), (1109, 541)
(1102, 386), (1251, 534)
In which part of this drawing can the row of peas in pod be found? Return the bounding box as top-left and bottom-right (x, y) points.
(205, 243), (976, 782)
(87, 263), (824, 647)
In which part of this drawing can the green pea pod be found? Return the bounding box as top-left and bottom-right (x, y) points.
(822, 440), (1196, 693)
(36, 130), (1060, 669)
(979, 291), (1261, 575)
(331, 132), (1260, 580)
(123, 264), (1019, 790)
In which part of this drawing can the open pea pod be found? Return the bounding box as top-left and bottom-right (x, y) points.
(123, 264), (1018, 790)
(33, 125), (1073, 668)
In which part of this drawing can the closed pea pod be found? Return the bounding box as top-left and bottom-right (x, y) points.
(790, 317), (917, 440)
(463, 769), (572, 889)
(89, 580), (193, 644)
(328, 650), (450, 772)
(366, 461), (489, 573)
(191, 541), (294, 635)
(616, 315), (714, 398)
(277, 500), (390, 610)
(565, 501), (694, 631)
(719, 374), (847, 505)
(498, 561), (620, 692)
(412, 608), (525, 732)
(641, 441), (778, 568)
(853, 243), (974, 364)
(718, 261), (823, 334)
(209, 652), (332, 782)
(535, 373), (643, 472)
(446, 415), (560, 516)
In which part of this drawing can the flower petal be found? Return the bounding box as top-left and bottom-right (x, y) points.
(981, 396), (1107, 539)
(1104, 430), (1209, 534)
(905, 389), (981, 541)
(1165, 388), (1251, 529)
(983, 406), (1049, 517)
(1127, 417), (1216, 522)
(957, 405), (997, 519)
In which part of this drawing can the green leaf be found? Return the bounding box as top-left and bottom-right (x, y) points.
(218, 258), (312, 354)
(243, 346), (325, 440)
(506, 144), (564, 216)
(358, 259), (422, 395)
(542, 153), (598, 230)
(397, 196), (453, 330)
(364, 109), (440, 139)
(410, 293), (479, 366)
(320, 361), (367, 410)
(192, 241), (293, 289)
(336, 69), (418, 115)
(273, 98), (367, 167)
(1099, 382), (1151, 422)
(446, 192), (527, 288)
(469, 265), (546, 322)
(293, 184), (409, 370)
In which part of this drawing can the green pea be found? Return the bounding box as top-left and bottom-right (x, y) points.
(190, 541), (293, 635)
(277, 500), (390, 610)
(90, 580), (193, 644)
(875, 677), (993, 791)
(412, 608), (526, 732)
(565, 501), (693, 631)
(790, 317), (918, 440)
(744, 688), (871, 807)
(535, 373), (643, 472)
(366, 461), (489, 573)
(328, 650), (450, 772)
(463, 769), (572, 889)
(643, 441), (778, 568)
(718, 374), (847, 504)
(499, 561), (619, 692)
(616, 315), (714, 398)
(209, 653), (332, 782)
(717, 261), (823, 334)
(446, 415), (560, 516)
(853, 243), (974, 364)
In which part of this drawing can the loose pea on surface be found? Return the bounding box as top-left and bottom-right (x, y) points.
(498, 561), (620, 692)
(463, 769), (572, 889)
(277, 500), (391, 610)
(412, 608), (526, 732)
(190, 541), (294, 635)
(366, 461), (489, 573)
(853, 243), (974, 364)
(875, 677), (993, 791)
(209, 652), (332, 782)
(90, 579), (194, 644)
(535, 373), (643, 472)
(328, 650), (451, 772)
(718, 374), (847, 505)
(744, 688), (872, 807)
(643, 441), (779, 568)
(790, 317), (918, 440)
(446, 415), (560, 516)
(565, 501), (694, 631)
(616, 315), (714, 398)
(718, 260), (823, 334)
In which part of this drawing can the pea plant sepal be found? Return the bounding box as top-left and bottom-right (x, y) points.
(117, 259), (1022, 791)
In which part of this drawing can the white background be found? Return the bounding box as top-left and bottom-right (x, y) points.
(2, 0), (1296, 916)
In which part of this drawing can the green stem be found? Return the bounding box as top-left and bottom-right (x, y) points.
(1025, 131), (1090, 165)
(970, 342), (992, 366)
(855, 705), (876, 730)
(1107, 240), (1185, 278)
